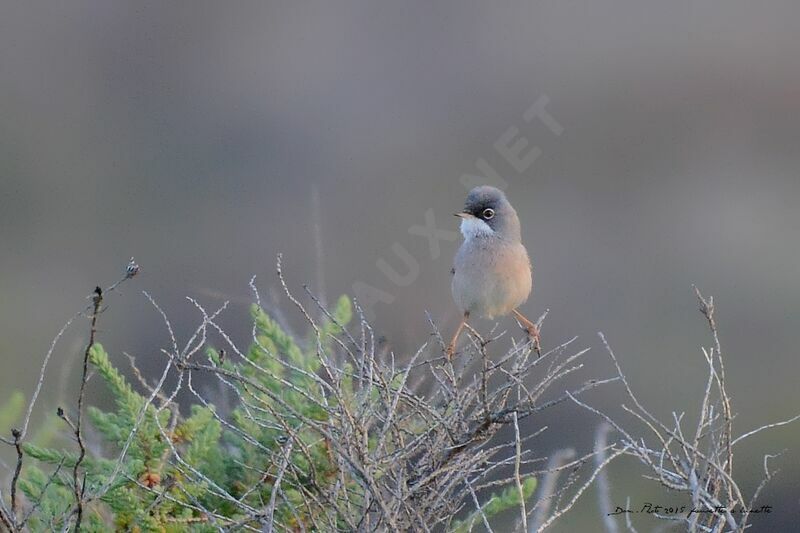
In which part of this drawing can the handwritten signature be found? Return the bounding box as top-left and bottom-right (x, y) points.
(609, 503), (773, 518)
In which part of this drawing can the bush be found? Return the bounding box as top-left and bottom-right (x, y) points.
(1, 260), (795, 532)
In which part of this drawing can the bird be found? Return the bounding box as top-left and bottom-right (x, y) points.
(447, 185), (540, 358)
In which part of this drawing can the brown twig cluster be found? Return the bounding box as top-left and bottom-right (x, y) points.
(155, 258), (611, 531)
(572, 287), (800, 533)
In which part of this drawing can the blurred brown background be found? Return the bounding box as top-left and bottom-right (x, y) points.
(1, 1), (799, 530)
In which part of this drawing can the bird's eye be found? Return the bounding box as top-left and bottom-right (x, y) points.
(482, 208), (495, 219)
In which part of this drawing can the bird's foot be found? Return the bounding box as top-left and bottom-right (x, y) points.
(445, 342), (457, 361)
(526, 325), (541, 356)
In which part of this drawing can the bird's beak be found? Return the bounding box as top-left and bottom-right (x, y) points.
(454, 212), (474, 219)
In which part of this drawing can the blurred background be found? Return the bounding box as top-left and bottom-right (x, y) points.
(1, 1), (799, 530)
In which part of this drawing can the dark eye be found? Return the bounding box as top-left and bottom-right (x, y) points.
(482, 208), (495, 219)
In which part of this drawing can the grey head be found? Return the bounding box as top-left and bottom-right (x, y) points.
(456, 185), (522, 242)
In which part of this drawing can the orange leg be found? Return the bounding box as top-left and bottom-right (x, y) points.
(446, 312), (470, 359)
(512, 309), (541, 355)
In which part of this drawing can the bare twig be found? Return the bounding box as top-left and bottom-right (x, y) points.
(9, 428), (22, 522)
(536, 444), (629, 531)
(71, 285), (103, 531)
(595, 422), (619, 533)
(529, 448), (576, 532)
(262, 438), (294, 532)
(513, 410), (527, 532)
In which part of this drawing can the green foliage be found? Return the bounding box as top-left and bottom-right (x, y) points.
(451, 477), (538, 533)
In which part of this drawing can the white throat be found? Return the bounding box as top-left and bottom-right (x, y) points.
(460, 216), (494, 240)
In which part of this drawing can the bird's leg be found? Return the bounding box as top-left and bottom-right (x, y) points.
(446, 312), (469, 360)
(512, 309), (541, 355)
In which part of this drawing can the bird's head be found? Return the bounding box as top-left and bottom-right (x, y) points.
(455, 185), (521, 241)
